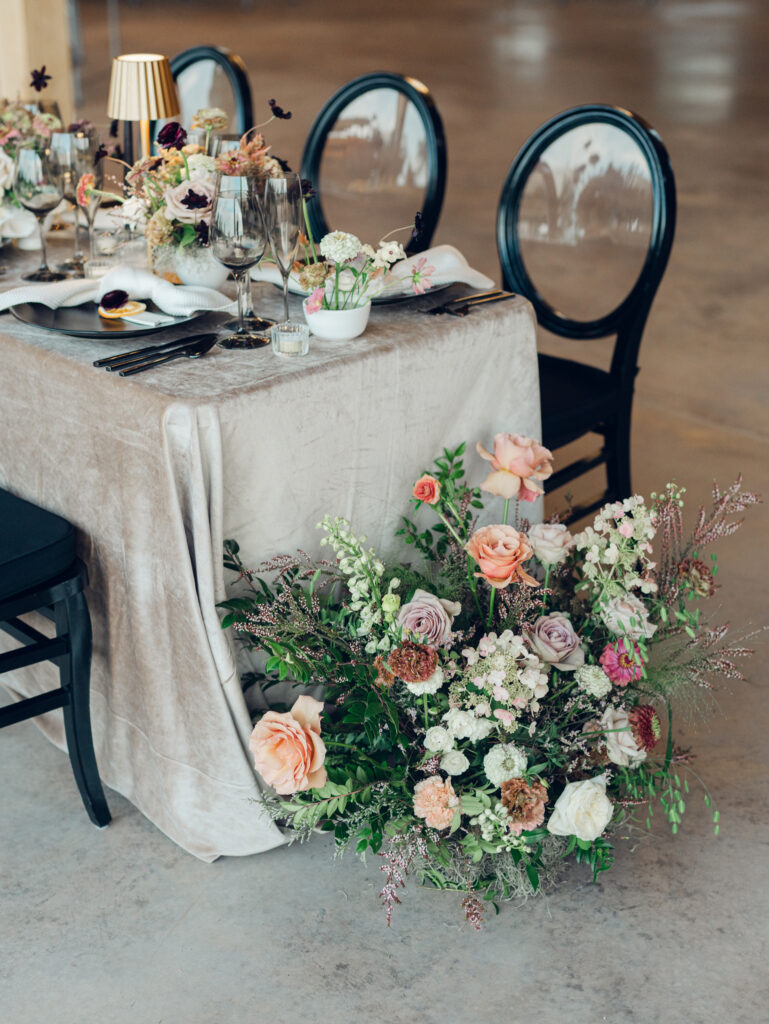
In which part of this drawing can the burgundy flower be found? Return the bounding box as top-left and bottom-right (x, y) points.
(156, 121), (187, 150)
(300, 178), (316, 200)
(93, 144), (108, 166)
(195, 220), (209, 245)
(268, 98), (292, 120)
(180, 188), (210, 211)
(274, 155), (293, 173)
(629, 705), (662, 751)
(30, 66), (52, 92)
(411, 210), (424, 247)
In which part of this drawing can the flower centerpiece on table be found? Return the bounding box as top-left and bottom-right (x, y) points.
(221, 429), (760, 928)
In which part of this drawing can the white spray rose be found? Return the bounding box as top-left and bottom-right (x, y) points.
(404, 666), (444, 696)
(601, 593), (657, 640)
(440, 749), (470, 776)
(601, 706), (647, 767)
(443, 708), (476, 740)
(424, 726), (453, 753)
(527, 522), (575, 565)
(547, 775), (614, 842)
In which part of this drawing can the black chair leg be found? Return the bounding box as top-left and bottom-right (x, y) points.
(56, 591), (111, 827)
(605, 409), (633, 502)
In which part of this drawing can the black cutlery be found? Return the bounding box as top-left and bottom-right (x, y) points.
(117, 335), (219, 376)
(422, 289), (508, 315)
(93, 333), (212, 369)
(443, 292), (517, 316)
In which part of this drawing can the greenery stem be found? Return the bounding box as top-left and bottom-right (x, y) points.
(423, 693), (429, 733)
(542, 565), (551, 612)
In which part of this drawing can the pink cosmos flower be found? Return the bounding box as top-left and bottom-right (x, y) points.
(410, 256), (435, 295)
(305, 286), (325, 314)
(599, 638), (644, 687)
(476, 433), (554, 502)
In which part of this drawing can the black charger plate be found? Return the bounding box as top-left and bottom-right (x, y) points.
(9, 301), (200, 339)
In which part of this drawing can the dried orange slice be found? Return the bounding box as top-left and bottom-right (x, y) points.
(98, 300), (147, 319)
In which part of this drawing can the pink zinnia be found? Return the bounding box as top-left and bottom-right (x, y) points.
(599, 638), (644, 687)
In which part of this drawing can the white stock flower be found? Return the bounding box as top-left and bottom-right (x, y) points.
(601, 593), (657, 640)
(601, 706), (647, 767)
(440, 749), (470, 776)
(547, 775), (614, 842)
(527, 522), (575, 565)
(404, 667), (444, 696)
(483, 743), (528, 787)
(443, 708), (476, 740)
(575, 665), (613, 699)
(424, 726), (453, 753)
(319, 230), (361, 263)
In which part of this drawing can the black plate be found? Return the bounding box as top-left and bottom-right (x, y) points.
(9, 301), (201, 339)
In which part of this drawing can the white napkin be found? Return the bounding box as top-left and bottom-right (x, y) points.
(250, 243), (495, 297)
(0, 266), (236, 316)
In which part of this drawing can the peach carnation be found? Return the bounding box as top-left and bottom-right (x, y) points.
(388, 640), (438, 683)
(412, 474), (441, 505)
(412, 775), (460, 830)
(476, 433), (553, 502)
(249, 695), (327, 795)
(466, 524), (538, 589)
(501, 778), (549, 835)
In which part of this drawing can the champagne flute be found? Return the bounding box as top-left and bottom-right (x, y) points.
(262, 172), (302, 324)
(209, 174), (269, 348)
(73, 137), (105, 265)
(13, 141), (67, 282)
(50, 129), (93, 275)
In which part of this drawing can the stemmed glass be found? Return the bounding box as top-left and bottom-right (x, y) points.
(50, 130), (94, 275)
(209, 174), (270, 348)
(74, 137), (105, 265)
(13, 141), (66, 282)
(262, 172), (302, 325)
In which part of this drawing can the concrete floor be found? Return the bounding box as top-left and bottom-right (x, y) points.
(3, 1), (769, 1021)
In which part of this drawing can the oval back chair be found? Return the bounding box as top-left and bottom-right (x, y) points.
(300, 72), (447, 254)
(497, 104), (676, 522)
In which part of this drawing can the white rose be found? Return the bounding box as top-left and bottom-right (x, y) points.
(469, 717), (494, 742)
(601, 593), (657, 640)
(601, 706), (646, 767)
(483, 743), (527, 787)
(0, 148), (14, 191)
(440, 749), (470, 776)
(162, 178), (215, 223)
(443, 708), (476, 740)
(404, 666), (444, 696)
(575, 665), (613, 699)
(547, 775), (614, 842)
(424, 726), (452, 753)
(527, 523), (575, 566)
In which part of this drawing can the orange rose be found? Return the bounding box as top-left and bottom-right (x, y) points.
(249, 695), (327, 795)
(466, 524), (538, 589)
(412, 474), (441, 504)
(476, 433), (553, 501)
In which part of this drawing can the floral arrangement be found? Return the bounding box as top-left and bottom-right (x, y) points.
(222, 432), (758, 927)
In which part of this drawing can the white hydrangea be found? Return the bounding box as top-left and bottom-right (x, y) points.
(575, 664), (613, 699)
(186, 153), (216, 178)
(424, 726), (453, 753)
(319, 230), (361, 263)
(483, 743), (528, 787)
(443, 708), (476, 740)
(405, 667), (444, 696)
(440, 749), (470, 776)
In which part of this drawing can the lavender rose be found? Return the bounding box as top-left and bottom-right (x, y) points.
(397, 589), (461, 648)
(528, 612), (585, 671)
(163, 177), (216, 224)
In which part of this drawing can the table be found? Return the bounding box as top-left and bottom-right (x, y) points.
(0, 245), (541, 860)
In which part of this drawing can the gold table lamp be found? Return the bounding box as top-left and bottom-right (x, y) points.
(107, 53), (180, 160)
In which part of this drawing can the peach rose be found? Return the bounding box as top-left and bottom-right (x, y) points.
(476, 433), (553, 501)
(413, 474), (441, 504)
(249, 695), (327, 795)
(412, 775), (460, 830)
(466, 524), (538, 589)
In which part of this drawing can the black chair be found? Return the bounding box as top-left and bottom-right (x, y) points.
(0, 489), (110, 827)
(497, 104), (676, 522)
(300, 72), (447, 254)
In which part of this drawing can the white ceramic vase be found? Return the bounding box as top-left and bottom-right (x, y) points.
(302, 298), (371, 341)
(174, 245), (229, 289)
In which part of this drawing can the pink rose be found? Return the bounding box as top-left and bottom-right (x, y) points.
(528, 612), (585, 671)
(466, 524), (538, 590)
(412, 474), (441, 504)
(527, 522), (575, 566)
(249, 695), (327, 795)
(412, 775), (460, 830)
(476, 433), (554, 501)
(397, 588), (461, 648)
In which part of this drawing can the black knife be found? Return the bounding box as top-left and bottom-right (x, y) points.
(117, 335), (219, 376)
(94, 332), (212, 369)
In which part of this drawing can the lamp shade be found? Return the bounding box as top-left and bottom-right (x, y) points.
(106, 53), (180, 122)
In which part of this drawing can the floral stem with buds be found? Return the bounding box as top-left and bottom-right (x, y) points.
(487, 498), (510, 628)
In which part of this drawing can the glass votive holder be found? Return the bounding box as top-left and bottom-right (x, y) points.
(271, 320), (310, 358)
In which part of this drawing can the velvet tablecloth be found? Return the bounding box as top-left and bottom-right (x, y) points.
(0, 259), (540, 860)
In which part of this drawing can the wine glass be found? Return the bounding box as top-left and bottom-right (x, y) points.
(209, 174), (269, 348)
(72, 136), (105, 266)
(262, 172), (302, 324)
(50, 129), (94, 275)
(13, 141), (67, 282)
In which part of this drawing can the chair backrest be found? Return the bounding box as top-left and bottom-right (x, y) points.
(497, 105), (676, 382)
(300, 72), (447, 255)
(170, 46), (254, 136)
